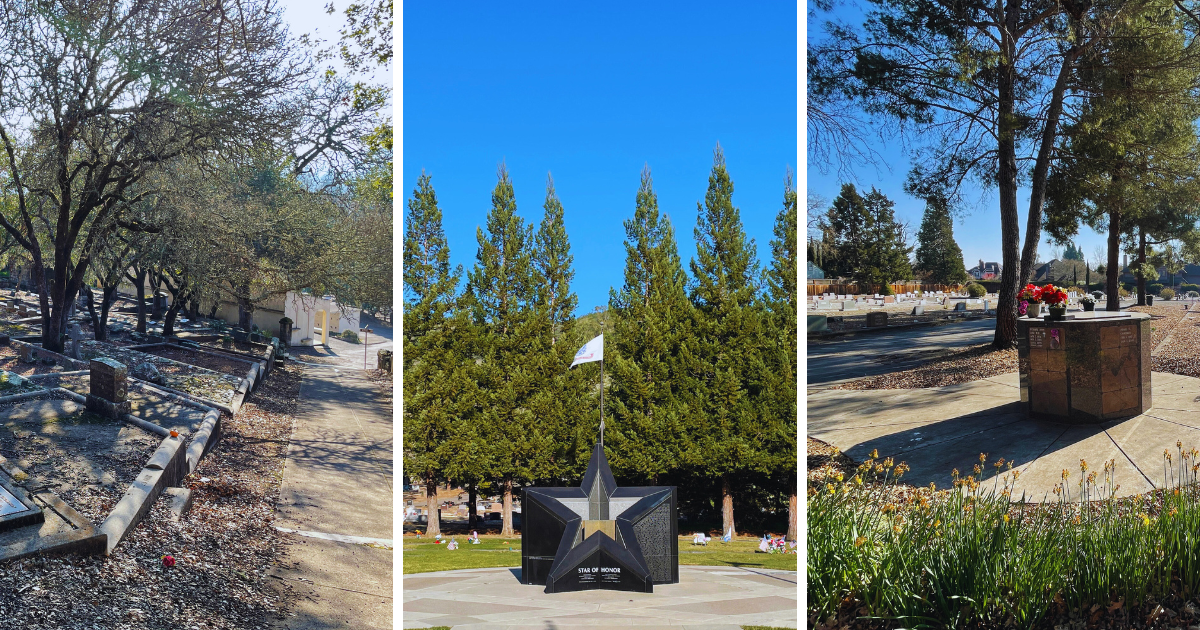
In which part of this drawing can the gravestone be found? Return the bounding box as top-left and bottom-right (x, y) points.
(86, 358), (130, 419)
(883, 296), (895, 303)
(912, 305), (925, 316)
(866, 312), (888, 327)
(841, 301), (858, 311)
(954, 302), (967, 312)
(807, 315), (828, 332)
(378, 350), (393, 375)
(17, 344), (35, 363)
(0, 474), (41, 533)
(66, 323), (84, 360)
(523, 442), (677, 593)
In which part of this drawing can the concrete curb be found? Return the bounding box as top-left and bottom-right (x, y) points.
(185, 408), (222, 474)
(99, 433), (188, 553)
(9, 339), (88, 370)
(0, 388), (64, 404)
(25, 370), (89, 380)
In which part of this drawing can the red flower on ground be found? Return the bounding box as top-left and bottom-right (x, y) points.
(161, 554), (176, 568)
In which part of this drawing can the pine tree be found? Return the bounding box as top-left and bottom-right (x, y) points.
(686, 144), (766, 539)
(914, 195), (969, 284)
(764, 168), (798, 543)
(528, 174), (591, 484)
(607, 165), (693, 485)
(402, 172), (463, 538)
(465, 164), (547, 537)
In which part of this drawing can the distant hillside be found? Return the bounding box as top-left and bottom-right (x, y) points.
(573, 311), (607, 342)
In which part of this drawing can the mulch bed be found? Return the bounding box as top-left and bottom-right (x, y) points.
(831, 343), (1018, 390)
(0, 363), (303, 629)
(139, 346), (253, 376)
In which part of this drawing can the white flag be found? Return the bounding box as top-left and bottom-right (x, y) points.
(570, 334), (603, 368)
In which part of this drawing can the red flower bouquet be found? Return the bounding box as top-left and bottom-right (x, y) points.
(1040, 284), (1069, 306)
(1018, 284), (1042, 303)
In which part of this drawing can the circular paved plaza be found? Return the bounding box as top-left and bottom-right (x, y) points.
(402, 564), (798, 629)
(809, 371), (1200, 499)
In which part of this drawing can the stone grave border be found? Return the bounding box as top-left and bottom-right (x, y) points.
(0, 453), (104, 560)
(123, 340), (273, 415)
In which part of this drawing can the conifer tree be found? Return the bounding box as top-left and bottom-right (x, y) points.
(402, 172), (463, 538)
(764, 168), (798, 543)
(686, 144), (767, 538)
(466, 164), (546, 536)
(914, 195), (969, 284)
(607, 165), (693, 485)
(528, 174), (591, 483)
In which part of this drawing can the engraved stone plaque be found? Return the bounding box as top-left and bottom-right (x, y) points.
(1030, 328), (1046, 349)
(0, 485), (26, 517)
(1120, 326), (1136, 346)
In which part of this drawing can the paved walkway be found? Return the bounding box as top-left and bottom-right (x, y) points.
(809, 371), (1200, 500)
(402, 565), (798, 629)
(271, 365), (393, 629)
(807, 318), (997, 386)
(290, 314), (393, 370)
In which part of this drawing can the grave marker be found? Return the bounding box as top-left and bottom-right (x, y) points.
(86, 358), (131, 419)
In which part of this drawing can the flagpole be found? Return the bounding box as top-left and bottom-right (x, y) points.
(600, 356), (604, 446)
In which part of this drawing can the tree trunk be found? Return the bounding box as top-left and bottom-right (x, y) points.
(993, 48), (1021, 350)
(84, 286), (101, 339)
(133, 267), (147, 333)
(1108, 211), (1122, 311)
(96, 284), (118, 341)
(468, 482), (477, 529)
(424, 473), (441, 538)
(721, 475), (735, 539)
(238, 295), (254, 330)
(501, 478), (515, 537)
(162, 299), (185, 338)
(1138, 229), (1147, 306)
(787, 491), (798, 543)
(150, 274), (163, 320)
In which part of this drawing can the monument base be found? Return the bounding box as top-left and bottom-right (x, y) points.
(85, 394), (130, 419)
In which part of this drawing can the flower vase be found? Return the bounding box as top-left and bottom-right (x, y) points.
(1083, 302), (1095, 312)
(1048, 305), (1067, 321)
(1027, 302), (1043, 318)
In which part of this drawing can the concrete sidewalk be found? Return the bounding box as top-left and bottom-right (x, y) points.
(271, 366), (394, 629)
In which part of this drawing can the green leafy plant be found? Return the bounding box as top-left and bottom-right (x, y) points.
(340, 329), (360, 344)
(1161, 288), (1176, 300)
(966, 282), (986, 298)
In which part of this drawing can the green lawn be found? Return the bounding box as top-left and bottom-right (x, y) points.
(402, 536), (797, 574)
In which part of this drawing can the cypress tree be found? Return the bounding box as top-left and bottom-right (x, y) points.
(914, 195), (969, 284)
(686, 144), (765, 538)
(402, 172), (463, 538)
(764, 168), (798, 543)
(827, 184), (912, 289)
(465, 164), (546, 537)
(607, 165), (693, 485)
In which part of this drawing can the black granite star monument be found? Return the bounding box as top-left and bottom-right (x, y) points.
(521, 441), (679, 593)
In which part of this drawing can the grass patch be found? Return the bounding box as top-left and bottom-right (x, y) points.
(403, 536), (797, 574)
(809, 447), (1200, 628)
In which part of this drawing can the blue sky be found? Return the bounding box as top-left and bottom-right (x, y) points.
(806, 3), (1112, 270)
(403, 2), (798, 317)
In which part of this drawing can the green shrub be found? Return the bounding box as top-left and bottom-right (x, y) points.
(1118, 286), (1131, 298)
(880, 283), (894, 296)
(1182, 283), (1200, 294)
(1148, 283), (1164, 295)
(966, 283), (986, 298)
(1161, 288), (1176, 301)
(340, 329), (360, 344)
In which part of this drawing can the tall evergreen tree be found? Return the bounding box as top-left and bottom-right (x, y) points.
(826, 184), (912, 289)
(764, 168), (798, 543)
(528, 174), (591, 484)
(402, 172), (463, 538)
(607, 165), (693, 485)
(686, 144), (767, 538)
(466, 164), (546, 536)
(913, 195), (969, 284)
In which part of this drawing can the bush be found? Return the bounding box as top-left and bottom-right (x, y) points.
(340, 329), (360, 344)
(1182, 283), (1200, 295)
(1148, 283), (1165, 295)
(1118, 286), (1131, 298)
(966, 283), (986, 298)
(880, 283), (894, 296)
(1161, 288), (1176, 301)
